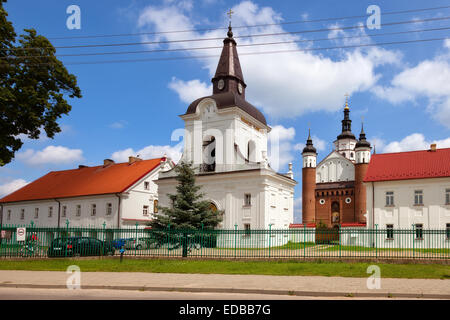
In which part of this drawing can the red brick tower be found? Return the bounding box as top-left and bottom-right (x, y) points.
(302, 130), (317, 224)
(354, 124), (371, 223)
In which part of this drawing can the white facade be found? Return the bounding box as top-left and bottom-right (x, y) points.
(363, 177), (450, 248)
(1, 162), (172, 228)
(333, 138), (357, 162)
(316, 151), (355, 184)
(157, 97), (296, 241)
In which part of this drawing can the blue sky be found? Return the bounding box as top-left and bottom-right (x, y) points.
(2, 0), (450, 222)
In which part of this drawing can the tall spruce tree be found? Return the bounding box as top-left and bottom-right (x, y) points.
(150, 161), (223, 230)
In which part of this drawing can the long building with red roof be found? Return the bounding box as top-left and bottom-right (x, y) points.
(0, 156), (174, 228)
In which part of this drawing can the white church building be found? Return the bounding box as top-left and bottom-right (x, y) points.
(157, 25), (297, 233)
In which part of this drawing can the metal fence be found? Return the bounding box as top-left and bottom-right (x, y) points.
(0, 222), (449, 260)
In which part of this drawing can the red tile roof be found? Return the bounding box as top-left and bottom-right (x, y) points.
(289, 223), (316, 228)
(364, 148), (450, 182)
(0, 158), (164, 203)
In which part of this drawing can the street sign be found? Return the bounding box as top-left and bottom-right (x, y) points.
(16, 227), (26, 242)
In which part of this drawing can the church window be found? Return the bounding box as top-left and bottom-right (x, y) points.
(319, 199), (325, 205)
(346, 190), (349, 195)
(106, 203), (112, 215)
(144, 182), (150, 190)
(445, 189), (450, 205)
(415, 224), (423, 239)
(386, 192), (394, 206)
(414, 190), (423, 205)
(350, 152), (354, 158)
(386, 224), (394, 240)
(345, 197), (351, 204)
(244, 224), (251, 236)
(321, 192), (324, 196)
(143, 205), (149, 216)
(91, 204), (96, 216)
(244, 194), (252, 206)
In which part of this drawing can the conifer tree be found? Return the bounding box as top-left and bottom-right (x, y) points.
(150, 161), (223, 230)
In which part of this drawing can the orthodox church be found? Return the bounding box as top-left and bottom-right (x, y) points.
(157, 25), (296, 230)
(302, 99), (371, 228)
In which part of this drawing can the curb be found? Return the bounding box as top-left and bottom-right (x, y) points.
(0, 283), (448, 299)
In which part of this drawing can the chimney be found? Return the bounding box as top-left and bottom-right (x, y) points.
(78, 165), (88, 169)
(103, 159), (115, 167)
(128, 156), (142, 164)
(430, 143), (437, 152)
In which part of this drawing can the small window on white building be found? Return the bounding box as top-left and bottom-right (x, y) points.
(143, 205), (149, 216)
(414, 190), (423, 205)
(7, 210), (11, 221)
(244, 223), (251, 236)
(76, 205), (81, 217)
(91, 204), (96, 216)
(386, 191), (394, 206)
(446, 189), (450, 205)
(62, 206), (67, 218)
(244, 194), (251, 206)
(20, 209), (25, 220)
(34, 208), (39, 219)
(106, 203), (112, 215)
(415, 224), (423, 240)
(144, 181), (150, 190)
(48, 206), (53, 218)
(386, 224), (394, 240)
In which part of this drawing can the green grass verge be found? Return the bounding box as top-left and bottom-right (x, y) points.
(0, 258), (448, 279)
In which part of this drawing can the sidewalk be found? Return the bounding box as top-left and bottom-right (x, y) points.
(0, 270), (449, 299)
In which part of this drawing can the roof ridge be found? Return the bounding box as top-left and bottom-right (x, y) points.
(374, 147), (450, 156)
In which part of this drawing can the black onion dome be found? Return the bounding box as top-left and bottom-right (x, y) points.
(302, 130), (317, 154)
(355, 124), (371, 149)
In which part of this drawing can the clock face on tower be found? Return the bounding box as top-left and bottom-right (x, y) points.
(238, 83), (243, 94)
(218, 79), (224, 90)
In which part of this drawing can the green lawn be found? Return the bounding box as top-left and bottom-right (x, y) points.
(0, 258), (448, 279)
(325, 245), (450, 254)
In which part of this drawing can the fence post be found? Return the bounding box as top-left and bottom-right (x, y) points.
(268, 224), (272, 258)
(234, 224), (237, 259)
(303, 224), (306, 259)
(339, 224), (341, 259)
(201, 223), (204, 258)
(375, 224), (378, 259)
(167, 224), (170, 257)
(135, 222), (138, 257)
(412, 224), (415, 259)
(65, 220), (69, 258)
(102, 222), (106, 256)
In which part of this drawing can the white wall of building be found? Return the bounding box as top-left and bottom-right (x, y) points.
(1, 164), (171, 228)
(363, 177), (450, 248)
(316, 152), (355, 183)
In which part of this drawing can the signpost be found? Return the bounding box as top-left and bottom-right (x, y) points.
(16, 227), (26, 242)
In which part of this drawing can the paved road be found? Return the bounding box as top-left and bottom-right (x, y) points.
(0, 287), (423, 300)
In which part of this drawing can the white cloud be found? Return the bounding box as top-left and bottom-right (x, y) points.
(137, 1), (401, 118)
(17, 146), (84, 166)
(109, 120), (128, 129)
(372, 133), (450, 153)
(372, 41), (450, 128)
(0, 179), (29, 197)
(111, 144), (183, 163)
(168, 77), (212, 104)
